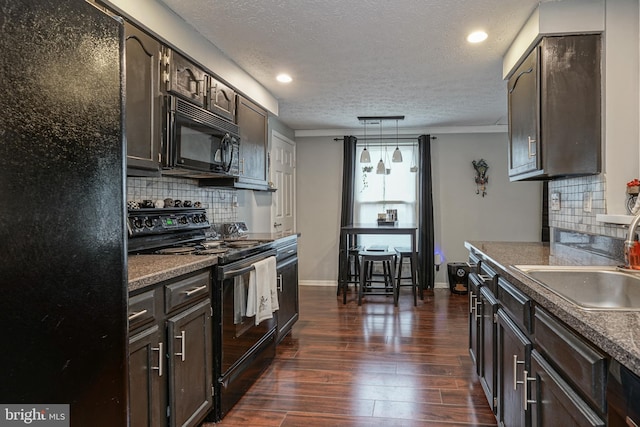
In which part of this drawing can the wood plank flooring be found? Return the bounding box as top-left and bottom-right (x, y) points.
(203, 285), (497, 426)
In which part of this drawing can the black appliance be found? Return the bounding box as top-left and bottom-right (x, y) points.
(163, 95), (240, 178)
(447, 262), (470, 295)
(127, 213), (278, 422)
(0, 1), (128, 425)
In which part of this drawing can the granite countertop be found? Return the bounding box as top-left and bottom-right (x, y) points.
(465, 240), (640, 377)
(127, 233), (299, 293)
(127, 255), (218, 293)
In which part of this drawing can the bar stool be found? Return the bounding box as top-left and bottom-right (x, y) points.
(338, 245), (363, 297)
(358, 249), (398, 306)
(394, 247), (418, 306)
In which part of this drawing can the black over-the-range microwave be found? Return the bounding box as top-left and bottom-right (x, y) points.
(162, 95), (240, 178)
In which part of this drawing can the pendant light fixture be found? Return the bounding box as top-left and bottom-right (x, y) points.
(376, 121), (386, 174)
(359, 119), (371, 163)
(392, 119), (403, 163)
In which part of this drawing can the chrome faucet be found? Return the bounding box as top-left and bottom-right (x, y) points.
(624, 213), (640, 268)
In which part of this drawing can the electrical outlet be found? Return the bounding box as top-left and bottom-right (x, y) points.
(550, 192), (561, 211)
(583, 191), (592, 212)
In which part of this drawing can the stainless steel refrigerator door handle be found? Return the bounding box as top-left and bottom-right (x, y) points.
(175, 330), (186, 362)
(152, 342), (163, 377)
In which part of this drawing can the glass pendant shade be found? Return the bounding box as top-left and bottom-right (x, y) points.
(376, 158), (386, 174)
(392, 146), (402, 162)
(360, 147), (371, 163)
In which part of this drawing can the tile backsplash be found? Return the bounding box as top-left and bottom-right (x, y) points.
(127, 176), (237, 224)
(549, 174), (628, 239)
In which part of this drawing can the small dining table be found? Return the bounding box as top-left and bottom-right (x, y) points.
(338, 223), (419, 303)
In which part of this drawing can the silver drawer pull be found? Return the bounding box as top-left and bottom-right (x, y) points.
(469, 292), (476, 314)
(513, 354), (525, 390)
(175, 330), (186, 362)
(128, 309), (148, 322)
(287, 249), (295, 254)
(184, 285), (207, 296)
(152, 342), (163, 377)
(479, 274), (491, 281)
(277, 274), (283, 292)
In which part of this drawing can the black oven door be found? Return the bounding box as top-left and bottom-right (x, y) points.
(215, 250), (278, 375)
(166, 95), (240, 175)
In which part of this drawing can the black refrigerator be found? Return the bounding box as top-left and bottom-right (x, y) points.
(0, 0), (128, 426)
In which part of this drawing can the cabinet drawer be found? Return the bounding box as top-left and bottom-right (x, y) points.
(128, 289), (157, 331)
(478, 263), (498, 295)
(165, 271), (210, 314)
(276, 242), (297, 262)
(497, 277), (532, 333)
(534, 308), (607, 412)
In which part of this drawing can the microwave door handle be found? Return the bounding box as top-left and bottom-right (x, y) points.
(223, 134), (233, 172)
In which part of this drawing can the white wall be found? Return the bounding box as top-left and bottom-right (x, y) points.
(296, 137), (343, 285)
(296, 133), (542, 287)
(432, 133), (542, 284)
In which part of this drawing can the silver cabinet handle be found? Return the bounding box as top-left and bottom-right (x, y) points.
(277, 274), (283, 292)
(128, 309), (148, 322)
(513, 354), (525, 390)
(152, 342), (163, 377)
(185, 285), (207, 297)
(474, 299), (482, 321)
(469, 292), (476, 314)
(528, 136), (537, 158)
(175, 331), (186, 362)
(523, 370), (536, 409)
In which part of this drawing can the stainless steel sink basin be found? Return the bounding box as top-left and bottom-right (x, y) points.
(513, 265), (640, 311)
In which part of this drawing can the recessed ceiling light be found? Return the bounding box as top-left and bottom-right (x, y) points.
(467, 31), (488, 43)
(276, 73), (292, 83)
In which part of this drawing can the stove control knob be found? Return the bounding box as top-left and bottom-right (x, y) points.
(144, 218), (153, 228)
(133, 218), (143, 229)
(178, 216), (188, 224)
(192, 215), (200, 223)
(200, 214), (208, 223)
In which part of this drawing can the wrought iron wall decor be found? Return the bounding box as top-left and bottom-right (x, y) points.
(472, 159), (489, 197)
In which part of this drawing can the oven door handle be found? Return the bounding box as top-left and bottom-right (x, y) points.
(224, 264), (255, 278)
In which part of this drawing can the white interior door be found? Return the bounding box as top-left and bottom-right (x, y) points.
(270, 131), (296, 233)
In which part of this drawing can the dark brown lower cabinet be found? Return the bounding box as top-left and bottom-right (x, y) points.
(497, 308), (532, 427)
(530, 350), (605, 427)
(129, 325), (165, 426)
(479, 286), (498, 413)
(129, 270), (213, 427)
(468, 276), (482, 370)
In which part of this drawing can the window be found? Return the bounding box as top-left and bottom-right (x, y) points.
(354, 142), (419, 249)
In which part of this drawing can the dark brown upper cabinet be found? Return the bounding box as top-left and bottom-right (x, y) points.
(508, 35), (601, 181)
(236, 95), (269, 189)
(164, 48), (207, 108)
(207, 77), (236, 123)
(125, 22), (163, 176)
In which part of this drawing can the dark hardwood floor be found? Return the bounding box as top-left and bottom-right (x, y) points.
(203, 285), (497, 426)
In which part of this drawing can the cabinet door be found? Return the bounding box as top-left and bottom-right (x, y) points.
(166, 49), (207, 107)
(167, 300), (213, 427)
(276, 256), (299, 342)
(129, 325), (166, 427)
(508, 46), (539, 179)
(497, 308), (532, 427)
(125, 22), (163, 176)
(207, 77), (236, 122)
(468, 275), (482, 373)
(237, 95), (268, 186)
(479, 287), (498, 414)
(530, 350), (604, 427)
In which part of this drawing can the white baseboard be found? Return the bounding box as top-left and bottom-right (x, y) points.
(299, 280), (451, 289)
(299, 280), (337, 287)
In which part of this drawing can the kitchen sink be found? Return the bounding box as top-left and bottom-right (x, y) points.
(513, 265), (640, 311)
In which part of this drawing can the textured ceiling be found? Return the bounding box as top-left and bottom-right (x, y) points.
(159, 0), (542, 132)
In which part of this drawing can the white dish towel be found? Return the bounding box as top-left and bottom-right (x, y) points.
(246, 256), (278, 325)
